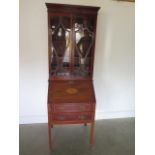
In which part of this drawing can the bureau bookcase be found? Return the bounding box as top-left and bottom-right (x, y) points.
(46, 3), (100, 148)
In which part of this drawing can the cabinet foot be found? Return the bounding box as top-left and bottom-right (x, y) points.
(90, 122), (94, 145)
(48, 123), (52, 148)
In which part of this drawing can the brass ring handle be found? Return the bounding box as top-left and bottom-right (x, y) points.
(79, 105), (85, 111)
(58, 116), (65, 120)
(79, 115), (85, 120)
(59, 107), (65, 110)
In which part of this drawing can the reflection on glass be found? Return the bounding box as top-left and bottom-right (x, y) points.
(50, 16), (71, 76)
(74, 17), (94, 76)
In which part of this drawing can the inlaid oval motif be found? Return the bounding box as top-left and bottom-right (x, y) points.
(66, 88), (78, 94)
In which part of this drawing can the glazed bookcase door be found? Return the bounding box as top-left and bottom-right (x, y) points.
(50, 15), (72, 76)
(49, 14), (96, 79)
(73, 16), (96, 77)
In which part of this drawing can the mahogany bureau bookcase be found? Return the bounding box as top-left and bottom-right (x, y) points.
(46, 3), (100, 148)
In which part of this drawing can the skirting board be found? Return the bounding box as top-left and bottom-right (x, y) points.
(95, 110), (135, 120)
(19, 110), (135, 124)
(19, 115), (48, 124)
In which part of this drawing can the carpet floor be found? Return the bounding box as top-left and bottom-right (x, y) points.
(19, 118), (135, 155)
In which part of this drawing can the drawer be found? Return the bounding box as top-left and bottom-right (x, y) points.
(53, 103), (93, 113)
(52, 113), (92, 122)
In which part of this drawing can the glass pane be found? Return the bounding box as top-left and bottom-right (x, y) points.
(74, 17), (94, 76)
(50, 16), (71, 76)
(87, 18), (95, 32)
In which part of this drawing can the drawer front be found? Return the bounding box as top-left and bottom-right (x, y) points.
(53, 113), (92, 122)
(53, 103), (93, 113)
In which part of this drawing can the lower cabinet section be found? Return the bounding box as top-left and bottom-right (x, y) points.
(48, 103), (96, 147)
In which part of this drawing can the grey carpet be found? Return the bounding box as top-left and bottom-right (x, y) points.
(19, 118), (135, 155)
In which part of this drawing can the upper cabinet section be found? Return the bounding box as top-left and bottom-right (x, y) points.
(46, 3), (100, 80)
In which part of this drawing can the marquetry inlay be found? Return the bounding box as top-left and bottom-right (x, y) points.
(66, 88), (78, 94)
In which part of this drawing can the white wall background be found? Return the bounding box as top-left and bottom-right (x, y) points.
(19, 0), (135, 124)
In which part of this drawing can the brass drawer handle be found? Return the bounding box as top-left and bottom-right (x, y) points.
(79, 105), (85, 111)
(79, 115), (86, 120)
(59, 107), (65, 110)
(58, 116), (65, 120)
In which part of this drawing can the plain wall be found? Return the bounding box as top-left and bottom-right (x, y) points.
(19, 0), (135, 124)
